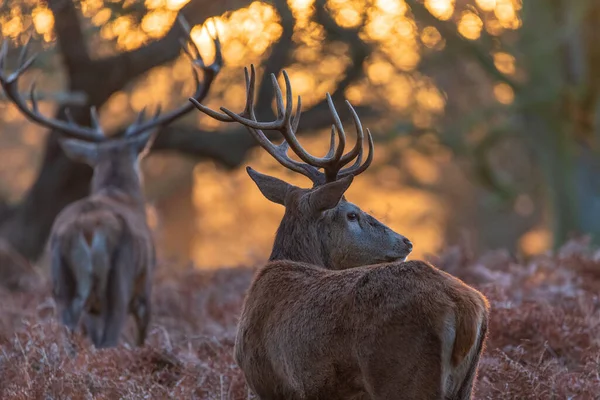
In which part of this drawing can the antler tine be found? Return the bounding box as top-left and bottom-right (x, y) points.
(190, 65), (375, 185)
(0, 41), (8, 74)
(212, 27), (224, 70)
(325, 93), (347, 164)
(64, 108), (76, 125)
(189, 64), (256, 122)
(291, 94), (302, 132)
(0, 39), (104, 141)
(28, 80), (39, 112)
(318, 98), (368, 182)
(122, 15), (224, 138)
(338, 100), (364, 165)
(124, 107), (148, 136)
(324, 126), (336, 158)
(221, 72), (336, 169)
(89, 106), (101, 132)
(197, 66), (321, 183)
(338, 128), (374, 179)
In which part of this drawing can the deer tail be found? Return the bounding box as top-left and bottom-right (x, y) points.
(451, 301), (484, 367)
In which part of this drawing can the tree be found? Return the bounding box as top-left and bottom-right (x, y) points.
(0, 0), (379, 261)
(406, 0), (600, 248)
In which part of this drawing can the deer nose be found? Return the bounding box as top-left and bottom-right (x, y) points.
(403, 237), (413, 251)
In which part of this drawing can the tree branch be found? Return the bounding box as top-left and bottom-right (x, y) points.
(254, 0), (296, 119)
(314, 0), (372, 100)
(98, 0), (248, 91)
(46, 0), (91, 77)
(406, 0), (520, 91)
(154, 1), (378, 167)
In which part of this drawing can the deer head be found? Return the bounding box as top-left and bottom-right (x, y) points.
(0, 16), (222, 203)
(192, 66), (412, 269)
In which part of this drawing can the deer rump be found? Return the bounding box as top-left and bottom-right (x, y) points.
(50, 195), (154, 343)
(235, 260), (488, 400)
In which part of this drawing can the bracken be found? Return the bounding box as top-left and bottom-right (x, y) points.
(1, 239), (599, 399)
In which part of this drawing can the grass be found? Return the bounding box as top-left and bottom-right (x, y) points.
(1, 239), (600, 399)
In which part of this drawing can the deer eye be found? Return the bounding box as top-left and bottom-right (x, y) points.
(347, 212), (358, 221)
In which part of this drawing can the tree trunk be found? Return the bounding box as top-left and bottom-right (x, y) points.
(0, 132), (92, 259)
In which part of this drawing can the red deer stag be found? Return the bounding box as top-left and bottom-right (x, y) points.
(191, 66), (489, 399)
(0, 18), (222, 348)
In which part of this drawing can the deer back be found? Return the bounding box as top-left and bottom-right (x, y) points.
(235, 260), (489, 400)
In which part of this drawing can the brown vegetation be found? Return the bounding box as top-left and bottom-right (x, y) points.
(0, 239), (599, 398)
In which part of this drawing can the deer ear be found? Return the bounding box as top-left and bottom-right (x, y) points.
(59, 138), (99, 166)
(308, 175), (353, 212)
(247, 166), (293, 206)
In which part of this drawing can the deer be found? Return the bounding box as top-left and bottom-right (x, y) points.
(191, 66), (490, 400)
(0, 18), (222, 348)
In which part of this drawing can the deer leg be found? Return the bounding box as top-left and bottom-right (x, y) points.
(50, 246), (79, 331)
(62, 233), (93, 333)
(83, 313), (104, 348)
(98, 270), (129, 348)
(132, 294), (151, 346)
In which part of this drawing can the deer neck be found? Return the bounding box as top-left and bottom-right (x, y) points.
(90, 169), (146, 209)
(268, 218), (331, 268)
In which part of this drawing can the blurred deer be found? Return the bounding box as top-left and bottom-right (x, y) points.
(192, 66), (489, 399)
(0, 18), (222, 348)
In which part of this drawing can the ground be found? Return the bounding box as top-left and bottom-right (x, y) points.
(0, 239), (599, 399)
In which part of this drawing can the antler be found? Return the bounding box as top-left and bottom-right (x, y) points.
(190, 65), (373, 186)
(0, 16), (223, 143)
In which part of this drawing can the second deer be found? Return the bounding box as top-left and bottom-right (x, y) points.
(0, 18), (222, 348)
(192, 67), (490, 399)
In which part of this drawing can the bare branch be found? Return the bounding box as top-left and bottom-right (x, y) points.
(47, 0), (91, 76)
(405, 0), (520, 91)
(254, 0), (296, 118)
(100, 0), (247, 89)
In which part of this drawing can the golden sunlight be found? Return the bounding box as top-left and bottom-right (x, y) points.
(81, 0), (104, 18)
(189, 136), (444, 267)
(476, 0), (496, 11)
(0, 0), (529, 269)
(32, 7), (54, 37)
(493, 82), (514, 104)
(141, 9), (176, 38)
(91, 8), (111, 27)
(458, 11), (483, 40)
(166, 0), (191, 10)
(2, 15), (23, 39)
(424, 0), (455, 21)
(375, 0), (407, 15)
(327, 0), (364, 28)
(421, 26), (443, 49)
(493, 52), (516, 75)
(519, 227), (550, 256)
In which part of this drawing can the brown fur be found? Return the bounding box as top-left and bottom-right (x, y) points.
(50, 147), (155, 349)
(1, 23), (222, 347)
(234, 174), (489, 399)
(193, 68), (489, 398)
(236, 260), (489, 400)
